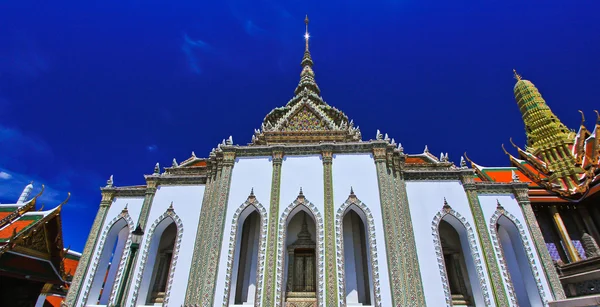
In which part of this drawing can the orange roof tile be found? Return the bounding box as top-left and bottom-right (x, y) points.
(190, 160), (207, 167)
(63, 257), (79, 276)
(405, 157), (428, 164)
(44, 295), (64, 307)
(0, 220), (36, 239)
(0, 212), (12, 220)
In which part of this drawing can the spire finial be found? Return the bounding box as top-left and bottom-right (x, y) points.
(304, 15), (310, 51)
(513, 69), (522, 81)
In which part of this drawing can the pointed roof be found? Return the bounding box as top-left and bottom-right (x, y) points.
(0, 183), (75, 286)
(252, 16), (361, 145)
(471, 71), (600, 200)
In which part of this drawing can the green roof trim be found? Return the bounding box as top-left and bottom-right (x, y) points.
(0, 207), (18, 212)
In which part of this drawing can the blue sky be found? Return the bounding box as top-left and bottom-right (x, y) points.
(1, 0), (599, 251)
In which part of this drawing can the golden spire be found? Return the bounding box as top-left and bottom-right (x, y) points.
(304, 15), (310, 51)
(513, 69), (522, 81)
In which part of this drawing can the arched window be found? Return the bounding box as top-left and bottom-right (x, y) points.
(134, 214), (182, 306)
(341, 208), (373, 305)
(230, 209), (261, 305)
(495, 214), (544, 306)
(86, 218), (130, 305)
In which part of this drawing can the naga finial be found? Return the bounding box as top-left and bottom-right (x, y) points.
(513, 69), (522, 81)
(579, 110), (585, 126)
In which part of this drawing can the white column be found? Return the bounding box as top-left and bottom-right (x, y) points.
(344, 214), (359, 304)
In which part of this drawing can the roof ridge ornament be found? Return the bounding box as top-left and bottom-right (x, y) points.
(106, 175), (114, 188)
(154, 162), (160, 175)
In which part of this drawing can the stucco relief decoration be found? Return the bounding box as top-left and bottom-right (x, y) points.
(334, 189), (382, 307)
(80, 208), (134, 306)
(431, 200), (491, 307)
(130, 204), (184, 307)
(222, 190), (268, 307)
(489, 202), (548, 306)
(274, 190), (325, 307)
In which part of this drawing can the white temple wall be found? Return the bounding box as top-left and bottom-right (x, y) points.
(479, 194), (553, 304)
(279, 155), (324, 215)
(77, 197), (142, 307)
(405, 180), (496, 306)
(331, 153), (392, 307)
(126, 185), (204, 307)
(213, 156), (273, 307)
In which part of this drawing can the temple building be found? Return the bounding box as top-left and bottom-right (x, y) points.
(466, 71), (600, 299)
(0, 182), (81, 307)
(65, 17), (575, 307)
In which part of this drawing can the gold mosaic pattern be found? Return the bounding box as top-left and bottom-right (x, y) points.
(284, 107), (328, 132)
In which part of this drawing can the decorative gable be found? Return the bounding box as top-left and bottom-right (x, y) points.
(283, 106), (329, 132)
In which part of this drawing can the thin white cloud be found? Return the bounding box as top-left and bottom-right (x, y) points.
(0, 171), (11, 180)
(147, 144), (158, 152)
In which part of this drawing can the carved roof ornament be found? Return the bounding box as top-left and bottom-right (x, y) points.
(251, 16), (361, 145)
(376, 130), (383, 140)
(167, 201), (174, 212)
(424, 145), (429, 153)
(172, 158), (178, 168)
(154, 162), (160, 175)
(106, 175), (114, 188)
(398, 143), (404, 153)
(122, 203), (128, 213)
(460, 156), (467, 168)
(511, 170), (520, 182)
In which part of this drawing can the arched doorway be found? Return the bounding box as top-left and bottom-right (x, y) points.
(439, 219), (475, 305)
(284, 210), (317, 306)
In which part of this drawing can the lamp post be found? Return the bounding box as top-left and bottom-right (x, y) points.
(114, 224), (144, 306)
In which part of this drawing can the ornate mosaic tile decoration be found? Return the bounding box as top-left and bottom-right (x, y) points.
(431, 204), (492, 307)
(187, 166), (220, 304)
(321, 151), (338, 307)
(334, 191), (382, 307)
(392, 162), (426, 305)
(79, 209), (134, 307)
(129, 206), (184, 307)
(489, 204), (548, 306)
(201, 152), (236, 306)
(64, 192), (113, 306)
(274, 193), (325, 307)
(262, 151), (283, 307)
(284, 106), (328, 131)
(373, 145), (405, 306)
(185, 172), (215, 303)
(221, 192), (268, 307)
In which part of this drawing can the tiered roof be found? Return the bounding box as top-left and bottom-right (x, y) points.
(470, 71), (600, 201)
(251, 16), (361, 145)
(0, 183), (78, 291)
